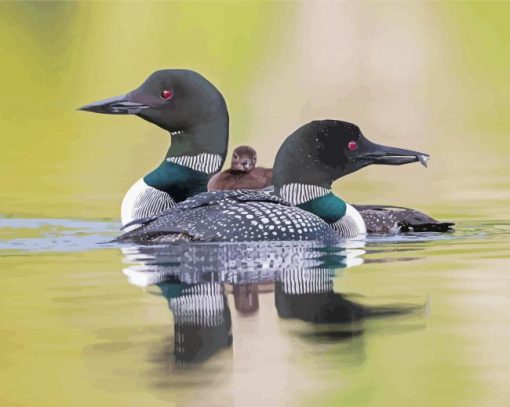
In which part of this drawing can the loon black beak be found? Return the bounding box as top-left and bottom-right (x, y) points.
(356, 142), (430, 168)
(78, 93), (149, 115)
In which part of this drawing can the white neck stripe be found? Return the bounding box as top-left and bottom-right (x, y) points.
(169, 284), (225, 326)
(167, 153), (222, 174)
(279, 183), (330, 205)
(279, 268), (333, 294)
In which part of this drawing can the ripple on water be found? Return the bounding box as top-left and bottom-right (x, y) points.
(1, 216), (510, 406)
(0, 216), (507, 253)
(0, 217), (120, 253)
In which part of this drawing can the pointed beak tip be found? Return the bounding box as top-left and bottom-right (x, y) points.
(418, 154), (430, 168)
(74, 93), (145, 115)
(77, 104), (95, 112)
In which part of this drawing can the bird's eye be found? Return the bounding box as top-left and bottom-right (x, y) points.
(253, 156), (257, 162)
(160, 90), (173, 100)
(347, 140), (358, 151)
(233, 154), (238, 160)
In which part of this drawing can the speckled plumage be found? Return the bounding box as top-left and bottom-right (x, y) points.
(352, 204), (454, 233)
(117, 190), (341, 243)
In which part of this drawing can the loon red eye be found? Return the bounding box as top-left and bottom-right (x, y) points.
(347, 140), (358, 151)
(160, 90), (173, 100)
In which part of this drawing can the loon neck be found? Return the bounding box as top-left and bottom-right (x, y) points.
(165, 117), (228, 160)
(143, 161), (210, 203)
(278, 183), (347, 223)
(144, 117), (229, 202)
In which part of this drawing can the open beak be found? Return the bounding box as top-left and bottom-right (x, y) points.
(356, 141), (430, 168)
(77, 93), (149, 115)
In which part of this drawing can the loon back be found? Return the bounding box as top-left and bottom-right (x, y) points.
(352, 204), (454, 233)
(116, 190), (341, 244)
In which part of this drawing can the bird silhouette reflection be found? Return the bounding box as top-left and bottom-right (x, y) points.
(122, 241), (422, 365)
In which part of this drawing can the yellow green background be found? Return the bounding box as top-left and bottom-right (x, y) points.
(1, 2), (510, 407)
(1, 1), (509, 220)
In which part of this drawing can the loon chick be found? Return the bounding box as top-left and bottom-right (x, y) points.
(207, 146), (272, 191)
(117, 120), (432, 243)
(79, 69), (228, 227)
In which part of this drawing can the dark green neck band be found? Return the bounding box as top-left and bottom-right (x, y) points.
(297, 193), (346, 224)
(144, 161), (210, 203)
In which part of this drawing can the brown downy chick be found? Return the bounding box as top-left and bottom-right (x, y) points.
(207, 146), (273, 191)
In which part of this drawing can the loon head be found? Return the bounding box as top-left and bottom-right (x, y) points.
(78, 69), (228, 135)
(273, 120), (429, 189)
(79, 70), (230, 226)
(230, 146), (257, 173)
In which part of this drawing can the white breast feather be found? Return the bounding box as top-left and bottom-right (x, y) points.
(121, 178), (176, 227)
(330, 203), (367, 238)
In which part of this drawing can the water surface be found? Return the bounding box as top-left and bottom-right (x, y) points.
(1, 217), (509, 406)
(2, 1), (510, 405)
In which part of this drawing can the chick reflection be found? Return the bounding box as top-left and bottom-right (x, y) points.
(156, 281), (232, 364)
(233, 284), (259, 315)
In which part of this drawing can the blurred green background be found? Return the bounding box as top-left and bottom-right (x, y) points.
(1, 3), (510, 407)
(0, 0), (509, 221)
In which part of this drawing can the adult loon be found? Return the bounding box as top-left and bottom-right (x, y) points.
(207, 145), (272, 191)
(210, 145), (451, 233)
(116, 120), (441, 243)
(79, 69), (229, 227)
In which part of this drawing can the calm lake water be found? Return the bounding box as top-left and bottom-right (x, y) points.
(1, 214), (509, 406)
(2, 1), (510, 406)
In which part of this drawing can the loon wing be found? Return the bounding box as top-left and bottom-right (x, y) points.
(259, 185), (275, 193)
(116, 190), (313, 244)
(121, 189), (289, 230)
(352, 204), (454, 233)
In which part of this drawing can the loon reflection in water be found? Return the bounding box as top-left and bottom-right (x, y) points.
(122, 241), (425, 365)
